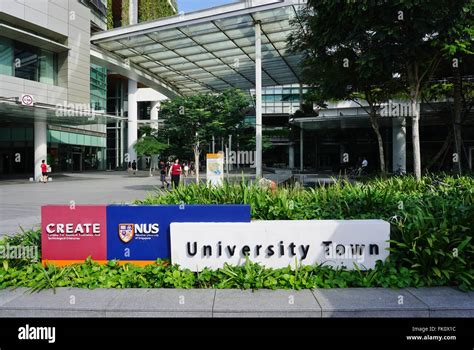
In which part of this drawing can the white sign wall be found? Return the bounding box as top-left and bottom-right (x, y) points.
(170, 220), (390, 271)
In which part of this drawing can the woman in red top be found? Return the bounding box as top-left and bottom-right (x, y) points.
(40, 159), (48, 183)
(168, 158), (182, 188)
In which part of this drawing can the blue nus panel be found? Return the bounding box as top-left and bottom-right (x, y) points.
(106, 205), (250, 261)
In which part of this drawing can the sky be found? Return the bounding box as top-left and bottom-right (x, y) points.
(177, 0), (239, 13)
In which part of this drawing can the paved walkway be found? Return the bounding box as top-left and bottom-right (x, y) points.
(0, 287), (472, 317)
(0, 172), (167, 237)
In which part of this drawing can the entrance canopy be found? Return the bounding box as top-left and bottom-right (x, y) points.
(91, 0), (304, 96)
(0, 99), (126, 126)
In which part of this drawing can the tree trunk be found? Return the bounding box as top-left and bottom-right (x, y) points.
(411, 98), (422, 179)
(453, 66), (463, 174)
(407, 62), (423, 180)
(369, 113), (385, 174)
(194, 146), (200, 184)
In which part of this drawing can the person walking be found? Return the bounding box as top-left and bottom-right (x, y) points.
(159, 160), (169, 189)
(40, 159), (48, 183)
(169, 158), (182, 188)
(131, 160), (137, 175)
(184, 162), (189, 177)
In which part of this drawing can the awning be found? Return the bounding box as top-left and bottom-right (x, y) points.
(0, 23), (69, 53)
(91, 0), (305, 95)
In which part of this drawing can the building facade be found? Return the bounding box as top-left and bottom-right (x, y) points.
(0, 0), (176, 178)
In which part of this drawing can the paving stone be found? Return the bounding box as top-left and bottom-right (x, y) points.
(105, 289), (215, 317)
(312, 288), (429, 318)
(213, 289), (321, 317)
(0, 288), (121, 317)
(0, 288), (29, 307)
(407, 287), (474, 318)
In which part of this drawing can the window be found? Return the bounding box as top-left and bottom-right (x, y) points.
(0, 37), (57, 85)
(0, 37), (13, 76)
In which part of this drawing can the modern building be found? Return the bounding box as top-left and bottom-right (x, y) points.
(1, 0), (472, 180)
(0, 0), (178, 179)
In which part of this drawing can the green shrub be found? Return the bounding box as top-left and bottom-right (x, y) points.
(0, 175), (472, 291)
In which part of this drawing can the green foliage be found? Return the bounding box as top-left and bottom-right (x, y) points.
(121, 0), (129, 26)
(138, 175), (474, 290)
(139, 0), (176, 23)
(107, 0), (113, 29)
(134, 126), (169, 157)
(160, 89), (252, 160)
(0, 229), (40, 268)
(1, 176), (472, 291)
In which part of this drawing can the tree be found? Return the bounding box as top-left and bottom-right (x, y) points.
(289, 0), (470, 179)
(160, 89), (251, 183)
(289, 4), (401, 174)
(439, 2), (474, 173)
(134, 125), (169, 175)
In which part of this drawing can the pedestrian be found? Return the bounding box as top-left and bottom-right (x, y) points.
(159, 160), (169, 189)
(132, 160), (137, 175)
(127, 161), (131, 172)
(168, 158), (182, 188)
(358, 156), (368, 176)
(40, 159), (48, 183)
(184, 162), (189, 177)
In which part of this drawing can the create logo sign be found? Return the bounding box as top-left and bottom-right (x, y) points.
(42, 205), (107, 261)
(46, 223), (101, 239)
(118, 223), (159, 243)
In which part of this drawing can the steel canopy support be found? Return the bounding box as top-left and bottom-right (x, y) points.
(255, 21), (262, 178)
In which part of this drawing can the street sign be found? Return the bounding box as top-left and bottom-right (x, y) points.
(20, 94), (34, 106)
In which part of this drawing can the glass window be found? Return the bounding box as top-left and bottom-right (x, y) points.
(14, 41), (38, 82)
(0, 37), (13, 76)
(0, 37), (57, 85)
(39, 49), (56, 85)
(263, 95), (275, 102)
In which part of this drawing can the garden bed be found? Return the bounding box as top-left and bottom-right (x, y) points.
(1, 175), (472, 291)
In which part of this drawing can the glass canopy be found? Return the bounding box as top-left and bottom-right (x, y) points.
(91, 0), (305, 96)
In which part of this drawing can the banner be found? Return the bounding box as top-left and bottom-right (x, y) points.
(206, 153), (224, 186)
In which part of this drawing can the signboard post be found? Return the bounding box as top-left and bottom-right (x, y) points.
(206, 153), (224, 186)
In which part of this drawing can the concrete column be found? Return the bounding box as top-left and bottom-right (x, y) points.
(115, 121), (119, 168)
(120, 120), (125, 168)
(128, 79), (138, 164)
(392, 117), (406, 172)
(255, 21), (263, 178)
(129, 0), (138, 25)
(34, 120), (47, 181)
(299, 126), (304, 171)
(289, 144), (294, 169)
(150, 101), (160, 130)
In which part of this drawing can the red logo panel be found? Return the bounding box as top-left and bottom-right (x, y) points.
(42, 205), (107, 261)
